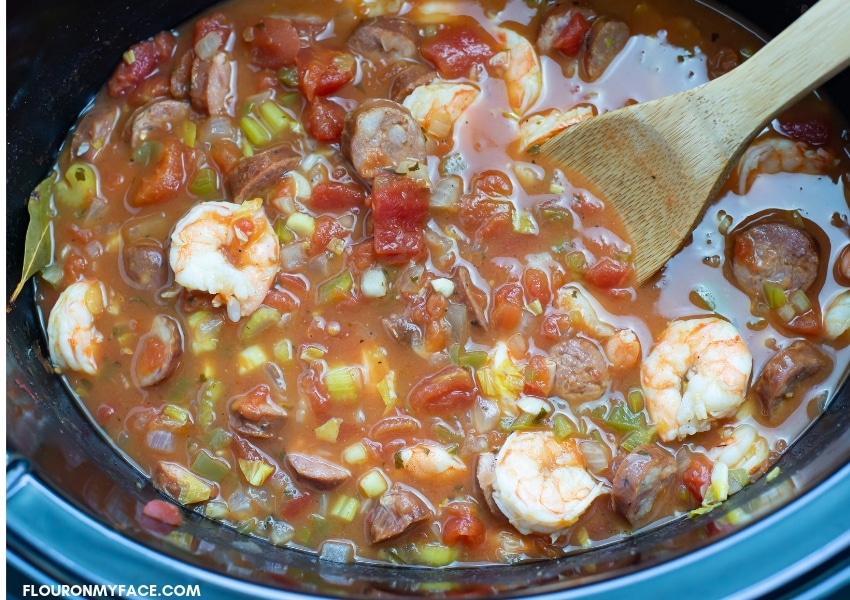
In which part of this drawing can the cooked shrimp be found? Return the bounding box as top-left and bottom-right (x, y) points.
(492, 431), (606, 536)
(641, 317), (753, 442)
(396, 442), (468, 482)
(734, 135), (837, 194)
(709, 424), (770, 476)
(490, 28), (542, 116)
(169, 198), (280, 322)
(518, 106), (595, 152)
(402, 81), (480, 139)
(605, 328), (642, 371)
(824, 290), (850, 340)
(47, 280), (108, 375)
(554, 284), (616, 339)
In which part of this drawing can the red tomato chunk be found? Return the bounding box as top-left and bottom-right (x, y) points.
(245, 18), (301, 69)
(297, 47), (356, 101)
(304, 98), (348, 141)
(370, 174), (430, 264)
(408, 366), (476, 414)
(553, 13), (592, 56)
(420, 24), (496, 79)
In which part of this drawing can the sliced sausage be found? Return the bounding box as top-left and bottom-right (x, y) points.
(452, 265), (489, 331)
(171, 50), (194, 99)
(123, 239), (168, 289)
(382, 316), (422, 347)
(226, 146), (301, 203)
(341, 99), (427, 180)
(125, 98), (191, 149)
(366, 483), (432, 544)
(731, 222), (819, 297)
(191, 51), (233, 116)
(550, 336), (610, 402)
(537, 4), (596, 54)
(611, 444), (676, 526)
(229, 385), (288, 438)
(390, 62), (439, 103)
(286, 452), (351, 490)
(71, 106), (120, 160)
(583, 18), (630, 81)
(753, 340), (832, 419)
(154, 461), (214, 503)
(132, 315), (183, 388)
(475, 453), (505, 519)
(348, 16), (420, 66)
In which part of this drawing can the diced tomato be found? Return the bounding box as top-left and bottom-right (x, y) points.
(312, 216), (347, 253)
(472, 170), (513, 197)
(553, 13), (592, 57)
(210, 139), (242, 174)
(96, 404), (116, 425)
(540, 313), (570, 340)
(280, 491), (312, 519)
(683, 454), (713, 503)
(420, 24), (496, 79)
(408, 366), (476, 414)
(777, 116), (831, 146)
(303, 98), (348, 142)
(442, 504), (486, 547)
(783, 310), (821, 336)
(348, 240), (376, 271)
(108, 40), (159, 98)
(128, 73), (171, 107)
(311, 181), (366, 210)
(133, 139), (185, 206)
(491, 283), (524, 330)
(194, 13), (232, 47)
(246, 18), (301, 69)
(371, 174), (430, 264)
(256, 70), (279, 92)
(523, 267), (551, 306)
(296, 47), (356, 102)
(142, 499), (183, 527)
(263, 288), (300, 313)
(584, 256), (631, 289)
(424, 291), (450, 352)
(523, 354), (553, 397)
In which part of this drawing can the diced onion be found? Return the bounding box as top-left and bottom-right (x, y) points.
(361, 268), (388, 298)
(445, 302), (469, 344)
(280, 241), (308, 271)
(579, 440), (610, 475)
(198, 116), (237, 142)
(430, 175), (462, 209)
(195, 31), (222, 60)
(431, 278), (455, 297)
(146, 429), (176, 453)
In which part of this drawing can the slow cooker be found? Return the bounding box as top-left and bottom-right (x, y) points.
(7, 0), (850, 597)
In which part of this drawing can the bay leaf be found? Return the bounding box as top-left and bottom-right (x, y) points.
(9, 175), (56, 305)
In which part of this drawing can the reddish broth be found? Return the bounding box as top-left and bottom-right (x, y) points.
(32, 0), (850, 565)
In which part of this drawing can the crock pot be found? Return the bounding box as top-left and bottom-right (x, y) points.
(7, 0), (850, 597)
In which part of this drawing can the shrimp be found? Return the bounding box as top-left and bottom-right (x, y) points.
(641, 317), (753, 442)
(605, 328), (642, 371)
(702, 424), (770, 505)
(169, 198), (279, 322)
(490, 28), (542, 116)
(518, 106), (595, 152)
(395, 442), (468, 482)
(824, 290), (850, 340)
(402, 82), (480, 139)
(491, 431), (606, 536)
(734, 135), (837, 195)
(554, 284), (616, 339)
(47, 280), (109, 375)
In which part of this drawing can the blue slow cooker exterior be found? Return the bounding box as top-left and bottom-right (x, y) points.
(7, 0), (850, 597)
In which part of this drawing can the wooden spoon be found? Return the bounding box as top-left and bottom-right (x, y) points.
(540, 0), (850, 285)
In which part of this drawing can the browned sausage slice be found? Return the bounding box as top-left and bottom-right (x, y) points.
(132, 315), (183, 388)
(286, 452), (351, 490)
(731, 222), (819, 298)
(536, 4), (596, 54)
(366, 483), (432, 543)
(71, 106), (120, 160)
(229, 385), (288, 438)
(125, 98), (191, 149)
(753, 340), (832, 419)
(550, 337), (610, 402)
(583, 18), (630, 81)
(122, 239), (168, 290)
(348, 17), (421, 66)
(226, 146), (301, 203)
(452, 265), (489, 331)
(171, 50), (194, 100)
(611, 444), (676, 526)
(191, 51), (233, 116)
(390, 62), (438, 104)
(341, 99), (427, 180)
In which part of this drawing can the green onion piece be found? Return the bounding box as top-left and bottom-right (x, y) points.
(449, 343), (461, 365)
(329, 495), (360, 522)
(205, 427), (231, 452)
(55, 163), (98, 209)
(552, 413), (575, 441)
(318, 270), (354, 304)
(325, 366), (361, 403)
(620, 426), (657, 452)
(189, 168), (219, 198)
(259, 101), (291, 135)
(285, 212), (316, 237)
(315, 417), (343, 443)
(183, 121), (197, 148)
(433, 422), (464, 444)
(198, 379), (224, 430)
(789, 289), (812, 313)
(416, 543), (458, 567)
(458, 350), (488, 369)
(240, 115), (271, 147)
(777, 303), (797, 323)
(525, 299), (544, 316)
(627, 388), (644, 413)
(191, 450), (231, 482)
(238, 458), (274, 486)
(278, 92), (301, 107)
(239, 305), (281, 340)
(763, 281), (787, 309)
(278, 66), (299, 87)
(605, 404), (642, 432)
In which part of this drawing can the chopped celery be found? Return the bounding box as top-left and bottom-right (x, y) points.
(165, 464), (212, 504)
(186, 311), (224, 354)
(204, 501), (228, 519)
(627, 388), (644, 413)
(508, 409), (546, 431)
(605, 404), (642, 432)
(575, 527), (592, 548)
(259, 101), (292, 134)
(729, 467), (750, 490)
(274, 339), (294, 363)
(160, 404), (192, 430)
(274, 217), (295, 244)
(777, 303), (796, 323)
(238, 458), (275, 486)
(763, 281), (787, 309)
(278, 91), (301, 107)
(183, 120), (197, 148)
(343, 442), (369, 465)
(329, 495), (360, 523)
(789, 289), (811, 313)
(238, 345), (268, 374)
(416, 543), (458, 567)
(525, 299), (543, 316)
(240, 115), (271, 146)
(358, 469), (389, 498)
(512, 209), (538, 234)
(318, 270), (354, 304)
(537, 204), (573, 226)
(286, 212), (316, 237)
(55, 163), (98, 209)
(325, 366), (362, 403)
(278, 66), (299, 87)
(315, 417), (343, 443)
(458, 350), (488, 369)
(327, 237), (346, 256)
(189, 168), (218, 198)
(552, 413), (575, 441)
(198, 379), (224, 430)
(766, 466), (781, 482)
(620, 425), (657, 452)
(205, 427), (231, 452)
(566, 251), (587, 273)
(239, 306), (281, 340)
(191, 450), (231, 482)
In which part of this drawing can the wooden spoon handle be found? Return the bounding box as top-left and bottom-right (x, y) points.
(713, 0), (850, 129)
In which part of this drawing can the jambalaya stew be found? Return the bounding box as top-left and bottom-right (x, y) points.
(18, 0), (850, 565)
